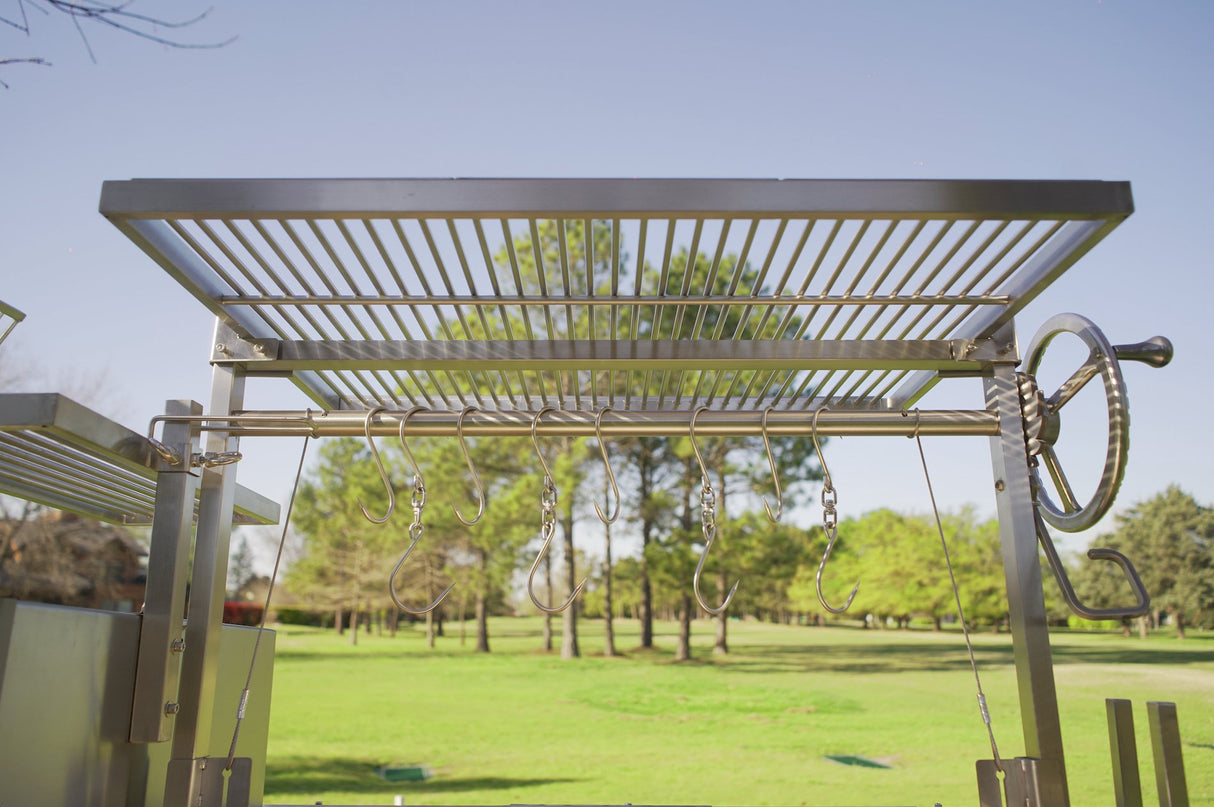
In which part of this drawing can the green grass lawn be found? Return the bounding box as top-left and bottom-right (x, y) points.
(263, 617), (1214, 806)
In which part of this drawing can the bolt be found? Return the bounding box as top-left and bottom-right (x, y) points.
(164, 701), (180, 716)
(215, 343), (228, 355)
(995, 480), (1006, 492)
(170, 638), (186, 653)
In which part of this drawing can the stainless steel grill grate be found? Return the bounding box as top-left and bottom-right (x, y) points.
(102, 178), (1131, 414)
(0, 394), (279, 525)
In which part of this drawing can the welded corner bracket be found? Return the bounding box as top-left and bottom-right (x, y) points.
(211, 320), (279, 364)
(976, 757), (1043, 807)
(165, 757), (252, 807)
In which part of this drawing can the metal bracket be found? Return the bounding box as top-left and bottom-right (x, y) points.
(165, 757), (252, 807)
(977, 758), (1044, 807)
(211, 321), (279, 364)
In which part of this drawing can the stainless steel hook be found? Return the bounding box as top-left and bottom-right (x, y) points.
(397, 406), (427, 481)
(1034, 498), (1149, 620)
(452, 405), (486, 526)
(593, 407), (621, 524)
(389, 406), (454, 615)
(527, 407), (586, 614)
(760, 406), (783, 522)
(358, 406), (395, 525)
(690, 406), (739, 616)
(812, 408), (859, 614)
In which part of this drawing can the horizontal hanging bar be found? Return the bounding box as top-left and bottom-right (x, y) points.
(158, 408), (1000, 439)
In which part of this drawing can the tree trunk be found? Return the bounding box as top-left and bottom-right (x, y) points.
(1175, 611), (1186, 639)
(675, 593), (693, 662)
(387, 607), (398, 637)
(426, 608), (436, 648)
(475, 549), (490, 653)
(1138, 615), (1150, 639)
(348, 606), (358, 646)
(713, 469), (729, 655)
(933, 616), (943, 631)
(636, 442), (657, 649)
(334, 606), (344, 636)
(459, 595), (467, 646)
(674, 454), (695, 663)
(602, 472), (617, 658)
(542, 550), (553, 652)
(561, 507), (579, 659)
(714, 607), (728, 655)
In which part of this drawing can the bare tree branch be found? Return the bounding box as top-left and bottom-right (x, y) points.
(0, 56), (51, 88)
(2, 0), (234, 86)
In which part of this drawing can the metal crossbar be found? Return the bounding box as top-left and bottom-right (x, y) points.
(101, 178), (1131, 414)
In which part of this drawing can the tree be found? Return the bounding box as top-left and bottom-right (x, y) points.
(226, 534), (256, 597)
(288, 438), (398, 645)
(1075, 487), (1214, 638)
(2, 1), (233, 88)
(391, 431), (537, 653)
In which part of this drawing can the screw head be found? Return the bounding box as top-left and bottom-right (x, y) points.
(164, 701), (180, 716)
(995, 480), (1006, 492)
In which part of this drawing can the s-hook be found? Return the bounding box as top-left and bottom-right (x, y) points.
(452, 405), (486, 526)
(813, 408), (860, 614)
(593, 407), (621, 524)
(389, 407), (454, 615)
(690, 406), (739, 616)
(760, 406), (783, 522)
(527, 407), (586, 614)
(358, 406), (395, 525)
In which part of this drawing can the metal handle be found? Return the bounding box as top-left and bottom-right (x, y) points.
(1034, 509), (1150, 620)
(1114, 336), (1174, 369)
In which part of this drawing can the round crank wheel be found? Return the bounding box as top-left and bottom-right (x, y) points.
(1023, 313), (1130, 533)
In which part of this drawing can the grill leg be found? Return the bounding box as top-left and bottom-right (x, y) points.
(1148, 701), (1189, 807)
(1106, 698), (1143, 807)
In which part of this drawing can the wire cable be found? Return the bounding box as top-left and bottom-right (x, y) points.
(225, 434), (311, 771)
(908, 410), (1004, 774)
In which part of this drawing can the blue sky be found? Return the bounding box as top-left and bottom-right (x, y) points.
(2, 1), (1211, 560)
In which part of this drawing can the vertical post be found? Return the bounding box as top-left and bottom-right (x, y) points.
(165, 362), (246, 804)
(1147, 701), (1189, 807)
(1106, 698), (1143, 807)
(984, 363), (1069, 806)
(130, 400), (203, 743)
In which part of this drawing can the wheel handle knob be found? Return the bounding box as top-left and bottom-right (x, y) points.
(1114, 335), (1173, 369)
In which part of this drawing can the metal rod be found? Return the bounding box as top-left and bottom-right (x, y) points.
(1148, 702), (1190, 807)
(1106, 699), (1143, 807)
(166, 407), (999, 438)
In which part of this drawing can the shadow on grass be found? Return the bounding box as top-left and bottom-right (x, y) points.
(264, 756), (578, 796)
(714, 642), (1015, 674)
(710, 639), (1214, 675)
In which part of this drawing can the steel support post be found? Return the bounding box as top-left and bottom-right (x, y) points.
(1106, 698), (1143, 807)
(130, 400), (203, 743)
(984, 362), (1069, 806)
(165, 362), (246, 805)
(1148, 701), (1189, 807)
